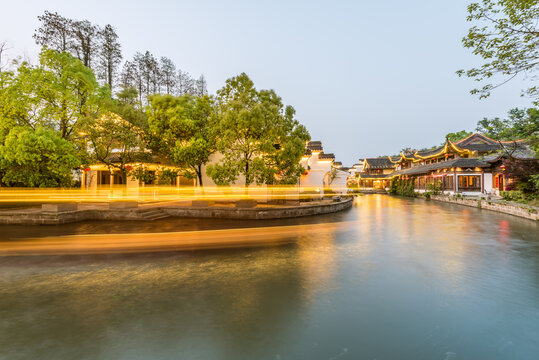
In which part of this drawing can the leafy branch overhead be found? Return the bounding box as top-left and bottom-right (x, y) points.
(458, 0), (539, 102)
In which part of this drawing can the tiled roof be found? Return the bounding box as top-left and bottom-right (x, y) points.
(306, 141), (323, 151)
(358, 173), (391, 179)
(391, 158), (490, 176)
(319, 152), (335, 160)
(365, 158), (395, 169)
(415, 146), (444, 157)
(304, 148), (312, 156)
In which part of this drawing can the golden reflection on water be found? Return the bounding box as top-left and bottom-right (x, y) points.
(1, 195), (539, 360)
(0, 222), (353, 256)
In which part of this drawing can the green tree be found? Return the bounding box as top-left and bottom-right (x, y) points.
(82, 112), (148, 175)
(458, 0), (539, 102)
(476, 107), (539, 156)
(147, 94), (216, 186)
(0, 127), (80, 187)
(445, 130), (472, 143)
(206, 73), (310, 186)
(0, 48), (108, 140)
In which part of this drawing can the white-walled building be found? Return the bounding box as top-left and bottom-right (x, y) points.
(299, 141), (349, 195)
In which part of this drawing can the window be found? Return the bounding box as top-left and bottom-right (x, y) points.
(458, 175), (480, 191)
(442, 175), (453, 190)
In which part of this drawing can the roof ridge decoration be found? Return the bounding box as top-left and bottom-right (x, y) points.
(413, 139), (474, 160)
(456, 132), (527, 146)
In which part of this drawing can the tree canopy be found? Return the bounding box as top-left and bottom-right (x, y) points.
(458, 0), (539, 102)
(206, 73), (310, 186)
(0, 127), (80, 187)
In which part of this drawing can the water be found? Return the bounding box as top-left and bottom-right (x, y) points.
(1, 195), (538, 360)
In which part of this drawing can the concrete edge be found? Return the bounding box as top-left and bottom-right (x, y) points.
(0, 197), (354, 225)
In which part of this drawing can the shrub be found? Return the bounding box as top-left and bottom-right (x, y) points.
(501, 190), (526, 202)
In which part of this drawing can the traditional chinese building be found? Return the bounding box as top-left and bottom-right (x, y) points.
(388, 133), (535, 195)
(299, 141), (348, 195)
(357, 157), (397, 190)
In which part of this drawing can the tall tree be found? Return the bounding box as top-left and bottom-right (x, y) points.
(458, 1), (539, 102)
(33, 11), (72, 53)
(160, 57), (177, 94)
(172, 95), (216, 186)
(195, 74), (208, 97)
(120, 59), (144, 105)
(206, 73), (310, 186)
(70, 19), (99, 69)
(177, 69), (195, 96)
(146, 94), (217, 186)
(0, 41), (11, 74)
(97, 24), (122, 91)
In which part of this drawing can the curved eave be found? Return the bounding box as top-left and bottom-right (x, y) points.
(413, 141), (475, 160)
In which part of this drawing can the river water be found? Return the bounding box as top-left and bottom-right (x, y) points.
(0, 195), (538, 360)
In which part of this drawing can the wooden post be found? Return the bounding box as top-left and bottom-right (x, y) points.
(81, 171), (86, 190)
(109, 172), (114, 189)
(481, 172), (484, 194)
(453, 169), (457, 193)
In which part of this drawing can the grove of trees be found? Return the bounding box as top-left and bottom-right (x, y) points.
(0, 11), (310, 188)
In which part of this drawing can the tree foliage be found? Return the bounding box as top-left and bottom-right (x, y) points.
(445, 130), (472, 143)
(147, 94), (216, 185)
(206, 73), (310, 186)
(0, 127), (80, 187)
(458, 0), (539, 101)
(0, 48), (108, 140)
(82, 112), (148, 173)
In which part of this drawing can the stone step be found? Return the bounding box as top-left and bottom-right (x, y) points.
(139, 209), (170, 221)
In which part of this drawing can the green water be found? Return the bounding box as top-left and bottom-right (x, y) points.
(1, 195), (538, 359)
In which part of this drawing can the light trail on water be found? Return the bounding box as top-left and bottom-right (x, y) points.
(0, 221), (356, 256)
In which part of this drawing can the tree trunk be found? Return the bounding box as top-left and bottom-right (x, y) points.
(197, 165), (203, 187)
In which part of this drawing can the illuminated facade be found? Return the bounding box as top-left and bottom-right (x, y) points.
(357, 133), (536, 195)
(299, 141), (348, 195)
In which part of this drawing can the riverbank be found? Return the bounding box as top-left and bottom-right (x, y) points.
(429, 194), (538, 221)
(0, 197), (353, 225)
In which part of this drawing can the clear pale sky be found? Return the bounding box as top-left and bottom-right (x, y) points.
(0, 0), (533, 165)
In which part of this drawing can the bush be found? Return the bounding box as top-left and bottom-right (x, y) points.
(426, 181), (442, 194)
(389, 178), (417, 197)
(0, 127), (81, 187)
(501, 190), (529, 203)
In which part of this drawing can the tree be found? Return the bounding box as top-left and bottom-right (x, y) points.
(0, 127), (80, 187)
(97, 24), (122, 91)
(172, 95), (216, 186)
(0, 41), (11, 74)
(476, 107), (539, 156)
(147, 94), (216, 186)
(33, 11), (72, 53)
(457, 1), (539, 102)
(160, 57), (177, 94)
(177, 69), (195, 95)
(37, 48), (107, 139)
(445, 130), (472, 143)
(195, 74), (208, 97)
(83, 112), (148, 174)
(71, 19), (99, 69)
(206, 73), (310, 186)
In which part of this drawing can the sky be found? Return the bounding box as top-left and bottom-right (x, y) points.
(0, 0), (533, 165)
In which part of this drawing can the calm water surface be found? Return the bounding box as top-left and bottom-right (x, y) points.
(1, 195), (538, 360)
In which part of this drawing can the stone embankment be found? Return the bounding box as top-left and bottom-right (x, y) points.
(430, 195), (538, 221)
(0, 197), (353, 225)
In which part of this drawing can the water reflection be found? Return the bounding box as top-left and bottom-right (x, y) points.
(1, 195), (538, 360)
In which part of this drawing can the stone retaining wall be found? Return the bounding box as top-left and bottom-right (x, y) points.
(162, 197), (353, 220)
(430, 195), (538, 221)
(0, 197), (353, 225)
